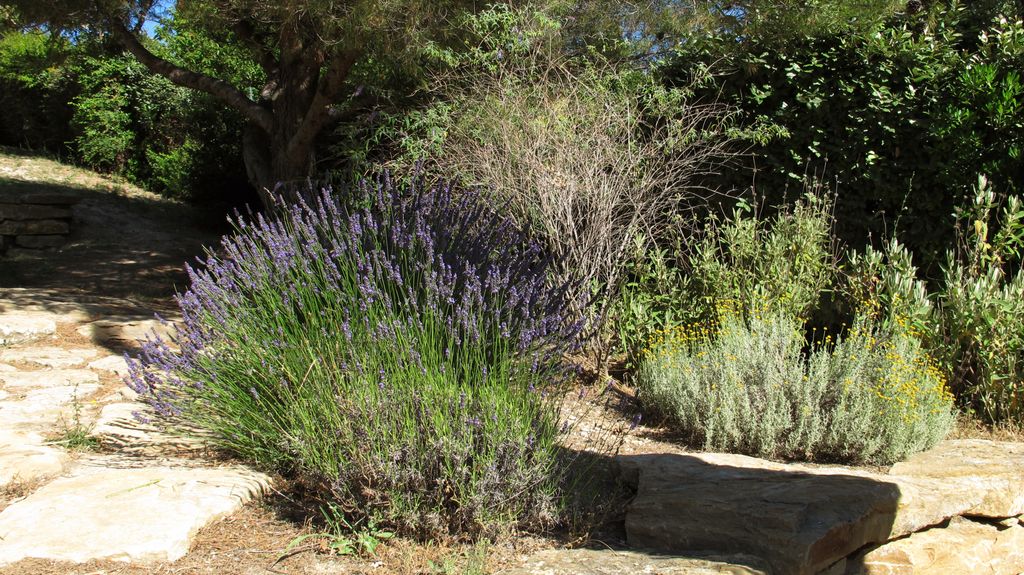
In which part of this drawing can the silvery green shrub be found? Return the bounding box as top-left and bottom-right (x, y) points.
(637, 309), (954, 465)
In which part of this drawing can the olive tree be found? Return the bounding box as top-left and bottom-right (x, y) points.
(6, 0), (493, 202)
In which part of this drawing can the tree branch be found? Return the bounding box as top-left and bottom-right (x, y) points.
(108, 18), (274, 133)
(287, 50), (360, 156)
(131, 0), (156, 34)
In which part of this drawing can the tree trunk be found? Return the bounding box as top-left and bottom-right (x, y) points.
(241, 121), (317, 207)
(241, 123), (274, 205)
(109, 17), (359, 210)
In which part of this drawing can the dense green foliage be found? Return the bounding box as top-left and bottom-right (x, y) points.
(0, 27), (252, 202)
(664, 2), (1024, 270)
(0, 31), (77, 151)
(616, 193), (836, 370)
(847, 178), (1024, 422)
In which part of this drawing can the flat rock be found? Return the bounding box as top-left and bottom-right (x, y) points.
(499, 549), (770, 575)
(77, 316), (175, 348)
(0, 219), (69, 235)
(0, 430), (68, 489)
(0, 291), (123, 323)
(619, 452), (900, 575)
(889, 439), (1024, 518)
(14, 234), (66, 249)
(0, 383), (101, 431)
(0, 363), (14, 372)
(0, 369), (99, 389)
(0, 465), (272, 565)
(3, 191), (80, 205)
(91, 402), (207, 454)
(618, 440), (1024, 575)
(0, 203), (72, 220)
(87, 354), (129, 374)
(0, 347), (98, 369)
(849, 517), (1024, 575)
(0, 313), (56, 345)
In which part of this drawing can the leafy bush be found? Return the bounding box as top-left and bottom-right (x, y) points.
(689, 192), (836, 322)
(616, 190), (836, 369)
(127, 175), (585, 537)
(637, 307), (954, 465)
(0, 23), (255, 203)
(71, 57), (141, 172)
(146, 137), (201, 198)
(843, 237), (934, 335)
(665, 4), (1024, 272)
(615, 235), (692, 371)
(933, 177), (1024, 423)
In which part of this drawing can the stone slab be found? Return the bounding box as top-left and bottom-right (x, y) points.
(0, 313), (56, 346)
(77, 316), (175, 348)
(850, 517), (1024, 575)
(0, 369), (99, 389)
(619, 452), (900, 575)
(889, 439), (1024, 518)
(0, 383), (101, 431)
(87, 354), (129, 374)
(0, 465), (272, 565)
(499, 548), (770, 575)
(0, 430), (68, 489)
(91, 402), (207, 454)
(0, 291), (122, 323)
(618, 440), (1024, 575)
(0, 347), (98, 369)
(4, 191), (80, 205)
(0, 219), (69, 235)
(0, 203), (72, 220)
(0, 247), (51, 259)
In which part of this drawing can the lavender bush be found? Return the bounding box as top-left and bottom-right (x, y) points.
(126, 174), (585, 537)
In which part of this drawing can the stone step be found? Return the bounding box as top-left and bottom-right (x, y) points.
(0, 429), (68, 489)
(0, 464), (272, 565)
(849, 516), (1024, 575)
(0, 382), (102, 433)
(0, 313), (56, 346)
(0, 369), (99, 390)
(0, 347), (98, 369)
(91, 402), (208, 455)
(499, 548), (770, 575)
(617, 439), (1024, 575)
(87, 354), (129, 374)
(76, 316), (175, 348)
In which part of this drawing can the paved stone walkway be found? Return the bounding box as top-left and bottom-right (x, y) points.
(0, 296), (270, 567)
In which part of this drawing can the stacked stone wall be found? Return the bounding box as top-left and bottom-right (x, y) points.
(0, 192), (78, 255)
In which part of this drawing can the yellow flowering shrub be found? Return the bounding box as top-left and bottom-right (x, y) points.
(637, 306), (955, 465)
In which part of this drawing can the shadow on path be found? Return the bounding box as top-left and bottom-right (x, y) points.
(0, 175), (226, 352)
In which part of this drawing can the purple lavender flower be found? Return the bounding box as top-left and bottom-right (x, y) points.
(630, 413), (643, 430)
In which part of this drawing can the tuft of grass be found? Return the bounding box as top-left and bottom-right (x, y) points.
(47, 383), (100, 452)
(428, 539), (490, 575)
